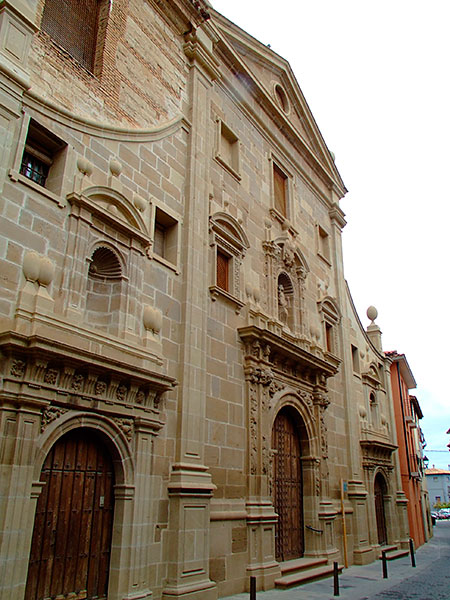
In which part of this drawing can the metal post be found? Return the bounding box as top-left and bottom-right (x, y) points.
(409, 538), (416, 568)
(333, 561), (340, 596)
(250, 576), (256, 600)
(381, 550), (388, 579)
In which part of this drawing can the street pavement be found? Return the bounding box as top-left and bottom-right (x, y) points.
(223, 521), (450, 600)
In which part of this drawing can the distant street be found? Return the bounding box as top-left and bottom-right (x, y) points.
(365, 521), (450, 600)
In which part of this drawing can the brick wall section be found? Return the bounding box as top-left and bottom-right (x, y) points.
(29, 0), (187, 127)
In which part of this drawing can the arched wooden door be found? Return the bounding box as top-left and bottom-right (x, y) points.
(374, 473), (387, 545)
(25, 429), (115, 600)
(272, 408), (304, 561)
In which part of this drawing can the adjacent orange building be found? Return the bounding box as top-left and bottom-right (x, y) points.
(387, 352), (430, 547)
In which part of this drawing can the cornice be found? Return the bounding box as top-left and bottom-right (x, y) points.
(23, 90), (190, 141)
(238, 324), (340, 381)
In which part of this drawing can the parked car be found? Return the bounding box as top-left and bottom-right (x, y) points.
(437, 509), (450, 519)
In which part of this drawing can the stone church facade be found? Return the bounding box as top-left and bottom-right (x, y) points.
(0, 1), (411, 599)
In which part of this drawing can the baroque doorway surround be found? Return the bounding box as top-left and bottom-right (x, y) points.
(238, 323), (340, 582)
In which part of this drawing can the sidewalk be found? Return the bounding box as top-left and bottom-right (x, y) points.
(223, 522), (448, 600)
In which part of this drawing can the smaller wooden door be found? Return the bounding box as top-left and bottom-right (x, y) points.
(25, 429), (115, 600)
(273, 409), (304, 561)
(374, 474), (387, 545)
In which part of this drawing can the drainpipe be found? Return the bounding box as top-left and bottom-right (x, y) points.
(397, 362), (411, 479)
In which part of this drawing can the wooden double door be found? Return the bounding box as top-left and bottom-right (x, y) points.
(26, 429), (115, 600)
(272, 409), (304, 562)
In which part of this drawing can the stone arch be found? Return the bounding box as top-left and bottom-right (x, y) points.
(83, 185), (149, 236)
(28, 412), (135, 599)
(209, 211), (250, 251)
(34, 411), (134, 486)
(270, 391), (317, 457)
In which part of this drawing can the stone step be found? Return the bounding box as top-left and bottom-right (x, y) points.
(379, 548), (410, 561)
(275, 563), (343, 589)
(279, 556), (328, 575)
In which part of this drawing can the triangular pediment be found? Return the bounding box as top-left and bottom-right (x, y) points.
(211, 10), (346, 194)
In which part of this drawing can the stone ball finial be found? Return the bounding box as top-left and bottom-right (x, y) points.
(367, 305), (378, 323)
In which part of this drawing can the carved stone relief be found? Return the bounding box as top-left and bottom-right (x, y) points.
(41, 406), (69, 432)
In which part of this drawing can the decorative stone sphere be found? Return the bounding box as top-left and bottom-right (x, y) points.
(143, 306), (162, 334)
(23, 251), (40, 282)
(133, 194), (147, 212)
(367, 305), (378, 322)
(109, 159), (122, 177)
(143, 305), (155, 331)
(77, 157), (93, 176)
(38, 257), (55, 287)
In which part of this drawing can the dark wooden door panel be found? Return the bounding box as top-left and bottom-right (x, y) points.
(25, 429), (114, 600)
(273, 410), (304, 562)
(375, 476), (387, 545)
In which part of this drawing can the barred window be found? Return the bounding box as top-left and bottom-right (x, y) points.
(41, 0), (102, 71)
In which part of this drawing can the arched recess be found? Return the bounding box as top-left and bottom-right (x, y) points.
(28, 415), (134, 600)
(272, 404), (310, 562)
(65, 185), (153, 338)
(277, 271), (294, 329)
(374, 471), (388, 545)
(85, 244), (126, 335)
(262, 237), (309, 337)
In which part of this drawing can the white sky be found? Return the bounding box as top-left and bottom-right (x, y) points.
(211, 0), (450, 468)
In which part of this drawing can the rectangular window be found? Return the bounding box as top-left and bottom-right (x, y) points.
(153, 207), (178, 265)
(351, 345), (360, 373)
(325, 322), (333, 353)
(215, 120), (240, 179)
(273, 162), (287, 216)
(20, 119), (66, 192)
(216, 249), (230, 292)
(318, 225), (331, 263)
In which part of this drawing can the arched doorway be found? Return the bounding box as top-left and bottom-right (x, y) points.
(272, 407), (304, 561)
(25, 428), (115, 600)
(374, 473), (388, 545)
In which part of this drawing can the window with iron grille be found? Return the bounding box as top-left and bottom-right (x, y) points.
(20, 119), (66, 190)
(41, 0), (102, 71)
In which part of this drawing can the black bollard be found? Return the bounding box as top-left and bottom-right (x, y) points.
(333, 561), (340, 596)
(250, 575), (256, 600)
(409, 538), (416, 568)
(381, 550), (388, 579)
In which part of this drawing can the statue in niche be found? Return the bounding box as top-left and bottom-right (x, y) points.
(278, 284), (289, 324)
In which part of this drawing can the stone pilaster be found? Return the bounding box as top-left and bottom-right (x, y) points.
(161, 24), (219, 600)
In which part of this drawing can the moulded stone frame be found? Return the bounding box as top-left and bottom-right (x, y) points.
(214, 117), (242, 181)
(8, 112), (72, 207)
(209, 211), (249, 310)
